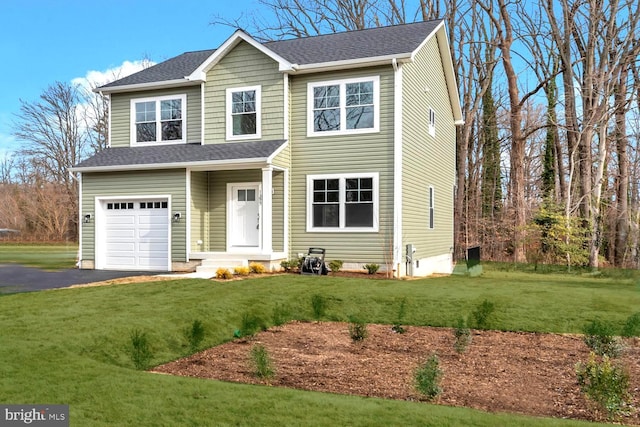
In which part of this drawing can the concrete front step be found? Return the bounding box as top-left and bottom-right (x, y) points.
(196, 259), (248, 273)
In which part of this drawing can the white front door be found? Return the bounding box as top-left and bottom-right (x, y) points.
(228, 183), (261, 249)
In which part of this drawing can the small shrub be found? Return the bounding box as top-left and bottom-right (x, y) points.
(280, 258), (302, 272)
(471, 299), (495, 329)
(414, 354), (442, 400)
(249, 262), (267, 274)
(363, 263), (380, 274)
(215, 267), (233, 279)
(183, 319), (205, 353)
(348, 318), (368, 342)
(621, 312), (640, 337)
(250, 344), (275, 383)
(234, 266), (251, 276)
(392, 298), (408, 334)
(272, 303), (290, 327)
(328, 259), (344, 273)
(453, 317), (472, 354)
(576, 352), (630, 420)
(583, 319), (623, 358)
(127, 328), (153, 370)
(235, 312), (265, 338)
(311, 294), (327, 320)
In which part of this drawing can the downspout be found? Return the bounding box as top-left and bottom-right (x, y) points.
(392, 58), (403, 277)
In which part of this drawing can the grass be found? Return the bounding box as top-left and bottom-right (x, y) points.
(1, 267), (635, 425)
(0, 243), (77, 270)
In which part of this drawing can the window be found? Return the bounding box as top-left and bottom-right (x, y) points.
(428, 186), (435, 229)
(226, 86), (261, 139)
(428, 107), (436, 137)
(131, 95), (186, 144)
(308, 76), (379, 136)
(307, 173), (378, 232)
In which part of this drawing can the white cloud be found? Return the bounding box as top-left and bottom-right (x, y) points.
(72, 59), (155, 91)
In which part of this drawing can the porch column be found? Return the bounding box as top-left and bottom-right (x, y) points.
(261, 167), (273, 253)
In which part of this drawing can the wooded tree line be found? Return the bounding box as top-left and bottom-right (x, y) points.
(4, 0), (640, 269)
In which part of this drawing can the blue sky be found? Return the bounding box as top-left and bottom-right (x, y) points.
(0, 0), (259, 156)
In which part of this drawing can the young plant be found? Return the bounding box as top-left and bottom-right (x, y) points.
(414, 354), (442, 400)
(621, 312), (640, 337)
(328, 259), (343, 273)
(583, 319), (623, 358)
(348, 318), (368, 342)
(250, 344), (275, 384)
(453, 317), (472, 354)
(215, 267), (233, 279)
(271, 303), (290, 327)
(184, 319), (205, 353)
(576, 352), (630, 420)
(310, 294), (327, 320)
(249, 262), (267, 274)
(471, 299), (495, 329)
(363, 263), (380, 274)
(235, 312), (265, 339)
(391, 297), (408, 334)
(127, 328), (153, 370)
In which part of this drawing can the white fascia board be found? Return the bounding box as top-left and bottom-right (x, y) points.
(409, 20), (444, 62)
(71, 159), (271, 173)
(435, 25), (463, 123)
(188, 30), (295, 80)
(266, 140), (288, 163)
(289, 53), (412, 74)
(93, 79), (202, 95)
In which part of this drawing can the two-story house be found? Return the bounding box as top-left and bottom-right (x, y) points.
(72, 20), (463, 277)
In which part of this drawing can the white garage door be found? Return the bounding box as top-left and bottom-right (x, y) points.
(103, 200), (169, 271)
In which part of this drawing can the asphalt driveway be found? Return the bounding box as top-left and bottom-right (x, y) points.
(0, 264), (159, 294)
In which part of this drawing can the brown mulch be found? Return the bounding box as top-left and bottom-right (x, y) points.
(154, 322), (640, 424)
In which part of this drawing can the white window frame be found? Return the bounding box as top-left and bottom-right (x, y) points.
(307, 76), (380, 137)
(428, 185), (435, 229)
(306, 172), (379, 232)
(428, 107), (436, 137)
(130, 94), (187, 145)
(226, 85), (262, 140)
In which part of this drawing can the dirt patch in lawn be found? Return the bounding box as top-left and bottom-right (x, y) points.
(154, 322), (639, 424)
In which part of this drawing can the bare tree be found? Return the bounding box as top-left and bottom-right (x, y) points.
(12, 81), (88, 238)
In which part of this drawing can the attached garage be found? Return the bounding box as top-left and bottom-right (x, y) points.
(98, 199), (170, 271)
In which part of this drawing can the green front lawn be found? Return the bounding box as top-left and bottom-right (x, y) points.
(2, 268), (636, 425)
(0, 243), (78, 270)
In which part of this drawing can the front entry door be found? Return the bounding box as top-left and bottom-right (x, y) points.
(229, 183), (261, 249)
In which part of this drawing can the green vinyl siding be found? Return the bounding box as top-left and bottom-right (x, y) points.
(401, 35), (455, 259)
(80, 169), (188, 262)
(289, 67), (395, 263)
(110, 86), (201, 147)
(203, 41), (285, 143)
(190, 171), (210, 252)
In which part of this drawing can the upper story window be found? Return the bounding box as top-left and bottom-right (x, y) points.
(307, 172), (379, 232)
(131, 95), (186, 145)
(428, 107), (436, 137)
(307, 76), (380, 137)
(226, 86), (261, 140)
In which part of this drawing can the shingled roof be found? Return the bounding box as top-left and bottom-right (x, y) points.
(98, 20), (442, 91)
(266, 20), (441, 65)
(100, 49), (216, 89)
(72, 140), (286, 171)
